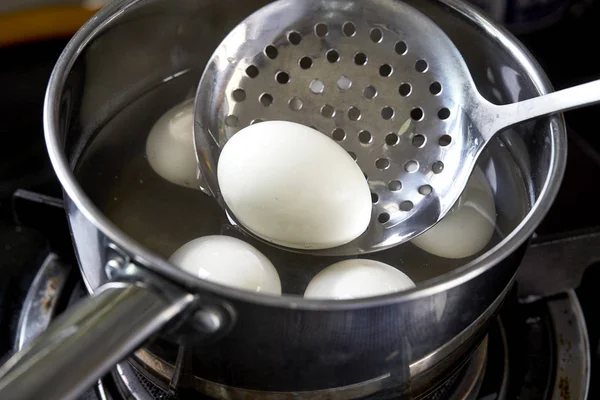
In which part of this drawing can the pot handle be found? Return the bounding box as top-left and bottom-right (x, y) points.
(0, 281), (195, 400)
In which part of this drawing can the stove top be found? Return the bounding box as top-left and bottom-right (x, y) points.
(4, 244), (591, 400)
(2, 2), (600, 399)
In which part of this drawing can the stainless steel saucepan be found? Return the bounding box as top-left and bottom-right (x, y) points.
(0, 0), (566, 399)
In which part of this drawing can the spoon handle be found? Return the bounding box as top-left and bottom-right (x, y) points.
(486, 79), (600, 139)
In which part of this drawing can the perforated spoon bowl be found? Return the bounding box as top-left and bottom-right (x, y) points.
(194, 0), (600, 256)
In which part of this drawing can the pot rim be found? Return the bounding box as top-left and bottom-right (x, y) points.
(43, 0), (567, 311)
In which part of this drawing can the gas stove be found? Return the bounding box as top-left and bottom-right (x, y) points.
(5, 241), (592, 400)
(2, 3), (600, 399)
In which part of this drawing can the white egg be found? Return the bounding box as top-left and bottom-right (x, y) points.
(169, 235), (281, 295)
(217, 120), (372, 250)
(411, 167), (496, 259)
(304, 259), (415, 300)
(146, 100), (201, 189)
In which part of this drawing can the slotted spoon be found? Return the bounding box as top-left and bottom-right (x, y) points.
(193, 0), (600, 256)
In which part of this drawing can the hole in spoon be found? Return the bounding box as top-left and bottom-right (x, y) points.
(419, 185), (432, 195)
(388, 180), (402, 191)
(332, 128), (346, 141)
(224, 115), (238, 127)
(265, 45), (278, 59)
(404, 160), (419, 173)
(364, 85), (377, 99)
(410, 108), (424, 121)
(343, 22), (356, 37)
(381, 107), (394, 120)
(327, 49), (340, 63)
(432, 161), (444, 174)
(399, 201), (413, 212)
(259, 93), (273, 107)
(348, 107), (361, 121)
(320, 104), (336, 118)
(337, 76), (352, 90)
(375, 158), (390, 170)
(412, 134), (426, 148)
(385, 133), (399, 146)
(245, 65), (259, 78)
(315, 23), (328, 37)
(370, 28), (383, 43)
(299, 56), (313, 69)
(232, 89), (246, 102)
(415, 59), (428, 73)
(288, 31), (302, 45)
(399, 83), (411, 97)
(439, 135), (451, 146)
(379, 64), (393, 77)
(288, 97), (303, 111)
(395, 41), (408, 55)
(438, 108), (451, 120)
(378, 213), (390, 223)
(275, 71), (290, 84)
(358, 130), (372, 144)
(310, 79), (325, 94)
(430, 81), (442, 95)
(354, 52), (368, 65)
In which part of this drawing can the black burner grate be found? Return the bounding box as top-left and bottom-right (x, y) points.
(131, 366), (175, 400)
(113, 361), (176, 400)
(118, 347), (480, 400)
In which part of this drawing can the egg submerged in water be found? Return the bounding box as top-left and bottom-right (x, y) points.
(217, 120), (372, 250)
(169, 235), (282, 295)
(304, 259), (416, 299)
(145, 99), (202, 189)
(411, 167), (496, 259)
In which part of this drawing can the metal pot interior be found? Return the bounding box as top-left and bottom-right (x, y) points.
(46, 0), (565, 301)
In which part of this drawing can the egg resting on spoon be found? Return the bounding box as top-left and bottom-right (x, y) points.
(217, 120), (372, 250)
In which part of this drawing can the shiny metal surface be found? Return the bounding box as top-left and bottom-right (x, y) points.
(14, 253), (71, 351)
(408, 280), (508, 379)
(547, 290), (590, 400)
(193, 0), (580, 256)
(133, 346), (392, 399)
(127, 339), (487, 400)
(0, 282), (194, 400)
(488, 80), (600, 135)
(446, 336), (487, 400)
(34, 0), (566, 397)
(118, 336), (489, 400)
